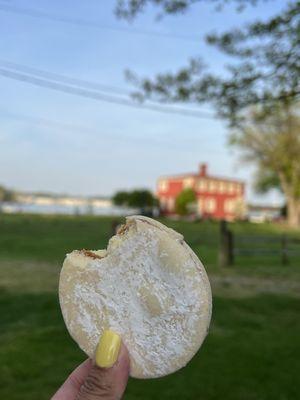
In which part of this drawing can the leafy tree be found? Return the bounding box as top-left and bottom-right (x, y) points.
(121, 1), (299, 126)
(127, 189), (156, 208)
(115, 0), (300, 225)
(254, 170), (281, 194)
(0, 186), (4, 201)
(175, 188), (196, 215)
(231, 104), (300, 227)
(3, 190), (15, 202)
(115, 0), (264, 19)
(112, 191), (130, 206)
(0, 185), (15, 202)
(113, 189), (157, 209)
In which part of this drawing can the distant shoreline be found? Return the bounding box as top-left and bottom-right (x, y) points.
(0, 201), (138, 216)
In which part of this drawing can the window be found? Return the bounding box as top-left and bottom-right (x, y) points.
(167, 197), (175, 211)
(205, 198), (216, 213)
(198, 197), (204, 212)
(197, 179), (207, 192)
(159, 197), (167, 210)
(224, 199), (236, 213)
(183, 177), (194, 189)
(208, 180), (217, 192)
(158, 180), (168, 192)
(228, 183), (235, 194)
(219, 181), (226, 193)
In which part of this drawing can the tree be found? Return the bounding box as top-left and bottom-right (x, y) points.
(115, 0), (300, 225)
(120, 1), (299, 126)
(115, 0), (264, 19)
(112, 189), (157, 209)
(0, 185), (15, 202)
(113, 191), (130, 206)
(0, 186), (4, 201)
(127, 189), (157, 208)
(231, 104), (300, 227)
(175, 188), (196, 216)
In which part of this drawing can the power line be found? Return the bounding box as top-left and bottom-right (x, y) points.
(0, 59), (213, 116)
(0, 66), (215, 119)
(0, 3), (201, 43)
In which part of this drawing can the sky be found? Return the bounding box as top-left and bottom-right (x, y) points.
(0, 0), (286, 204)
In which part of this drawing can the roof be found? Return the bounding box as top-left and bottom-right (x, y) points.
(158, 172), (245, 185)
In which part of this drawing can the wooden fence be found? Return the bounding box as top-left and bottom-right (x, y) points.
(219, 220), (300, 267)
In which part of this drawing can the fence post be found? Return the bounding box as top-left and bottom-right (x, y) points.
(219, 220), (234, 267)
(281, 234), (288, 265)
(228, 230), (235, 265)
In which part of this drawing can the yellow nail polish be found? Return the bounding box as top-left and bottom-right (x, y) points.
(95, 330), (121, 368)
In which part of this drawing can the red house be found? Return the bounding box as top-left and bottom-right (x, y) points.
(157, 163), (246, 220)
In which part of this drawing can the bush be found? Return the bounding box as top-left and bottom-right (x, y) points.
(113, 189), (157, 209)
(175, 189), (196, 216)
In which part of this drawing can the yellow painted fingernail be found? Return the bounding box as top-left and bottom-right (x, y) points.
(95, 330), (121, 368)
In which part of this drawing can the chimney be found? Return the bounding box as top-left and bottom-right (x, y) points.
(199, 163), (207, 177)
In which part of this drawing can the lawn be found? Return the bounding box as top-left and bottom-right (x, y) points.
(0, 214), (299, 399)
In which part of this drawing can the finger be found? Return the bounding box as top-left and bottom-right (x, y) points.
(51, 359), (93, 400)
(76, 330), (130, 400)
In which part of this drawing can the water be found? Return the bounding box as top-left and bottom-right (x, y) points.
(0, 202), (138, 216)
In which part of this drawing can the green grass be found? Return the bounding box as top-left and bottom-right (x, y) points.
(0, 214), (116, 263)
(1, 213), (300, 271)
(0, 214), (300, 399)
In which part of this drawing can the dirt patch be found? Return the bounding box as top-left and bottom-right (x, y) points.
(210, 273), (300, 298)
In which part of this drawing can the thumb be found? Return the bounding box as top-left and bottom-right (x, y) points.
(76, 330), (130, 400)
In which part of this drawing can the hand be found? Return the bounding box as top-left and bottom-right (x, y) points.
(52, 330), (130, 400)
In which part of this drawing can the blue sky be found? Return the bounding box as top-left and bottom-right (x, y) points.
(0, 0), (286, 203)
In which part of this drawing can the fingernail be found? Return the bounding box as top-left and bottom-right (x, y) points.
(95, 330), (121, 368)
